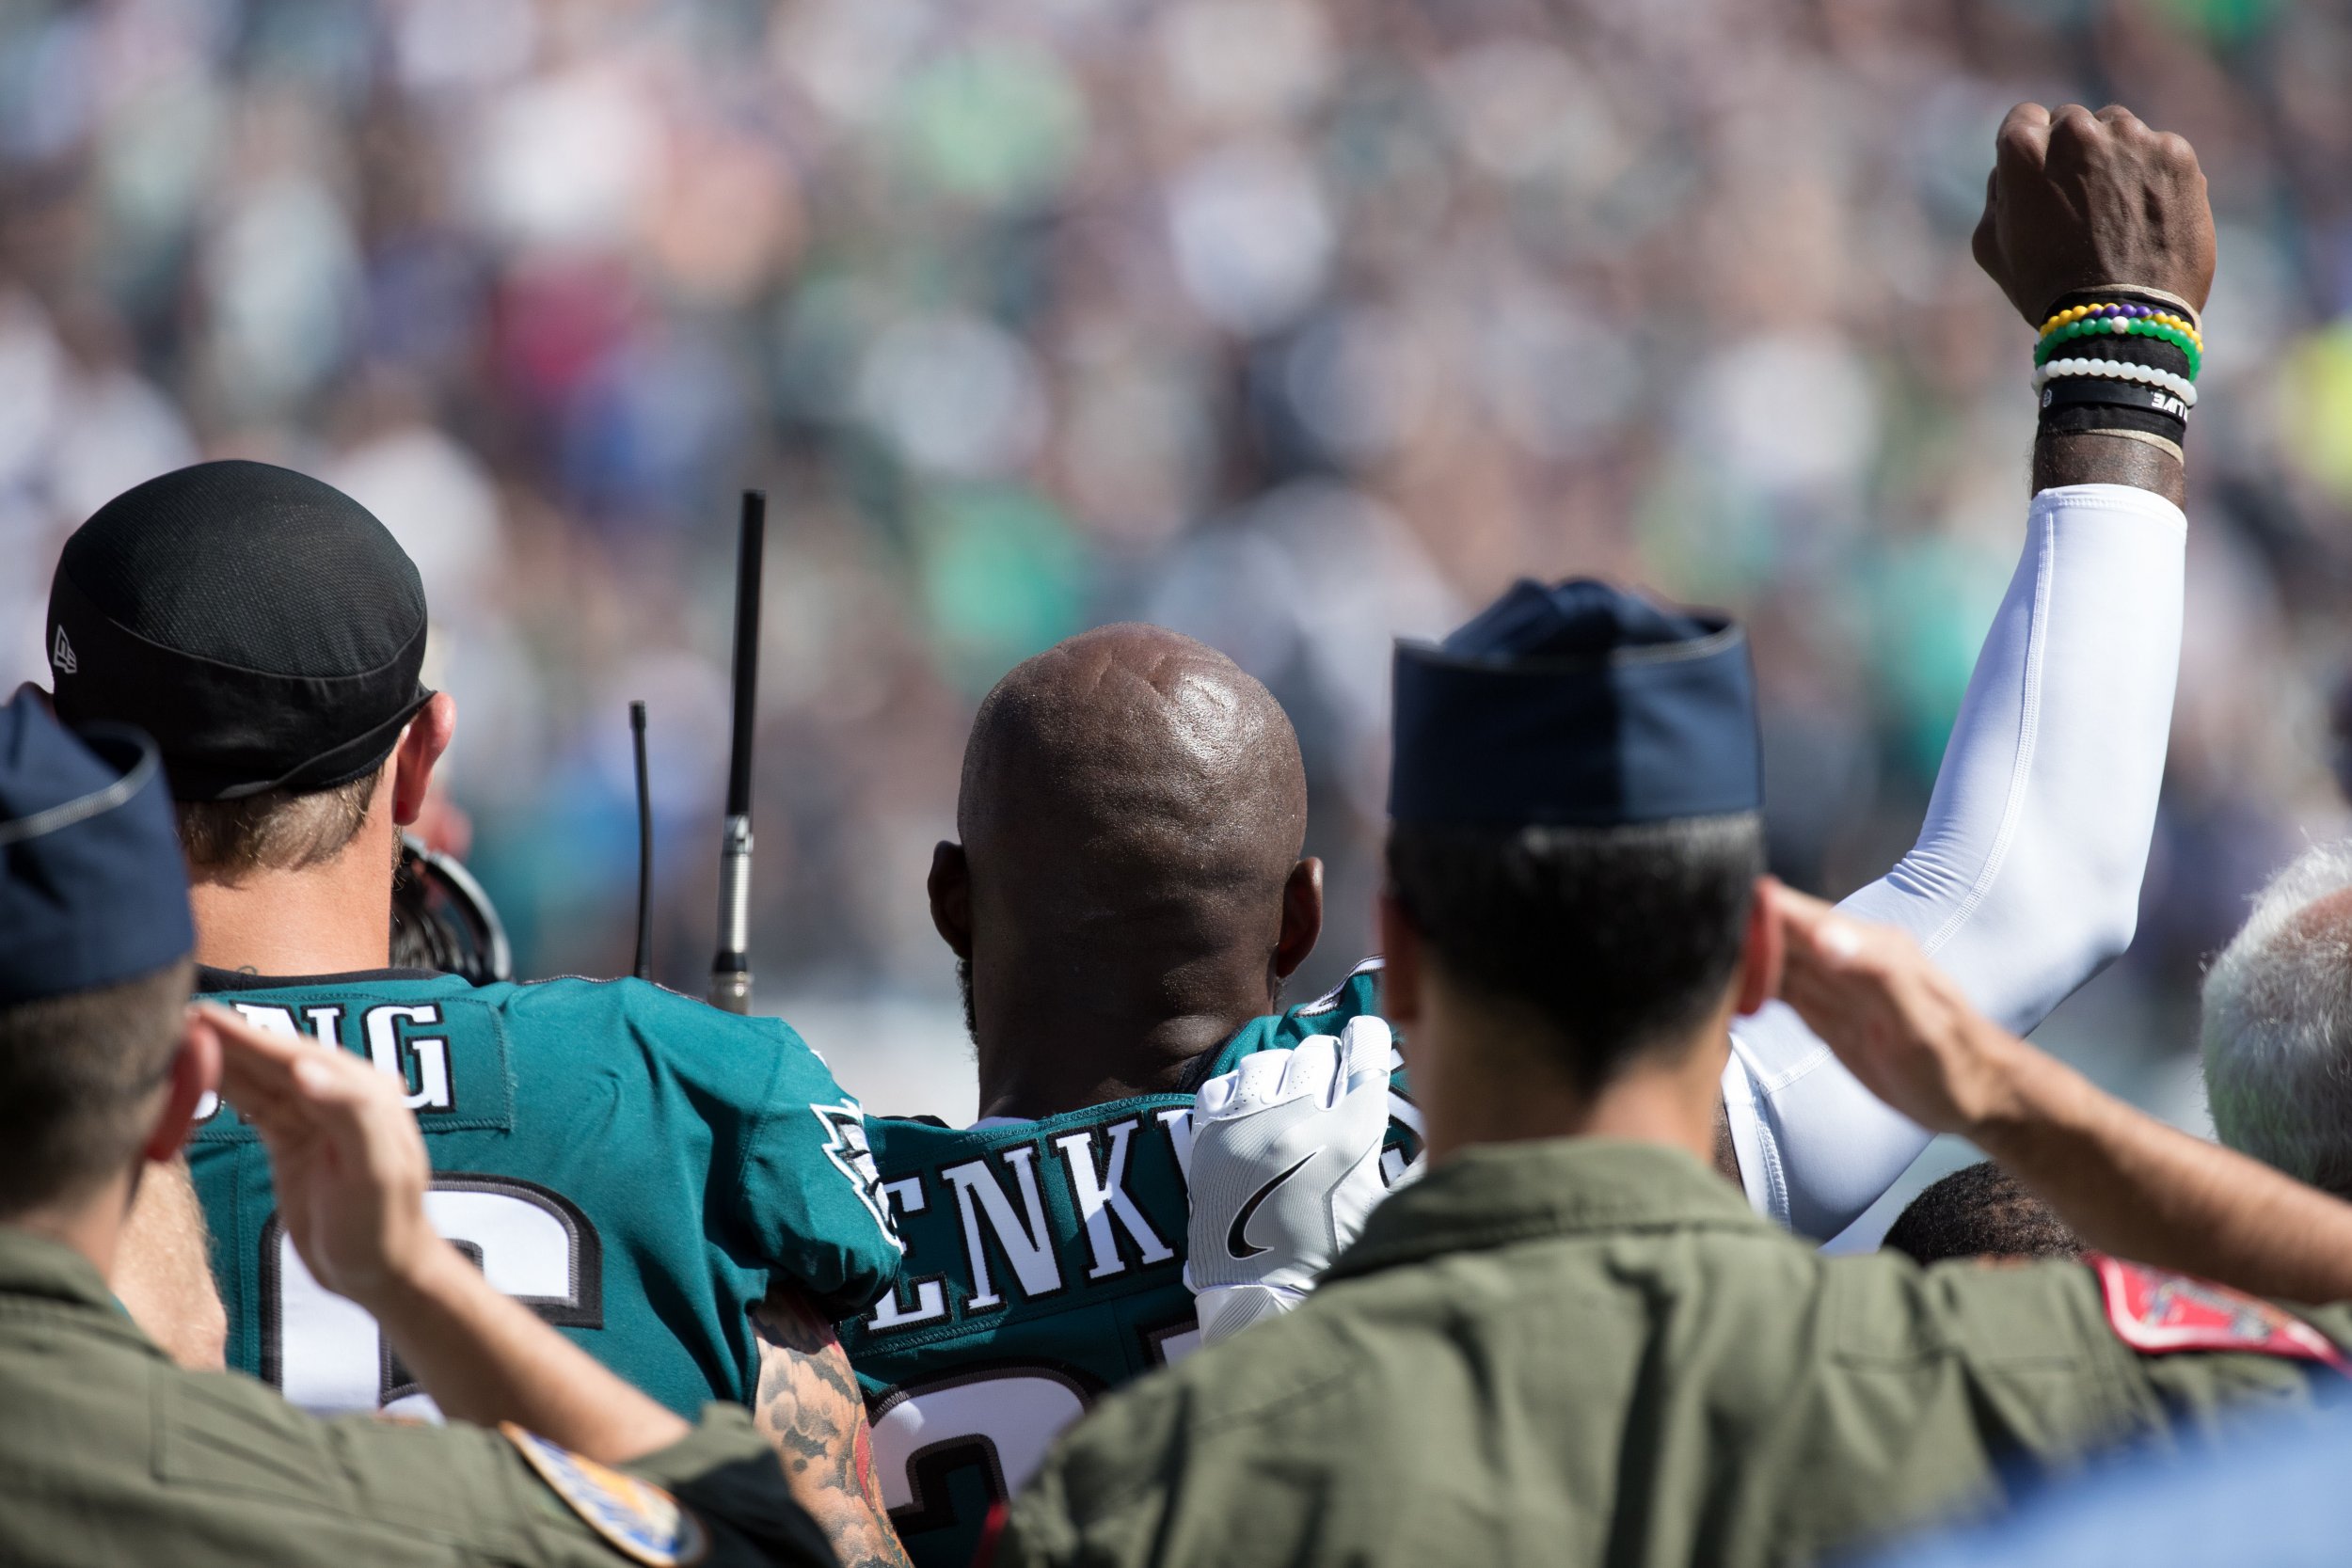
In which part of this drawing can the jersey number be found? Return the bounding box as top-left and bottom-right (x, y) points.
(869, 1323), (1198, 1533)
(869, 1369), (1091, 1532)
(261, 1175), (603, 1418)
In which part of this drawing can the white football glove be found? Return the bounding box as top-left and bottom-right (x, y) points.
(1185, 1017), (1404, 1346)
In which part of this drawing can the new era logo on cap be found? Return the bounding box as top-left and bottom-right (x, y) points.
(51, 626), (75, 675)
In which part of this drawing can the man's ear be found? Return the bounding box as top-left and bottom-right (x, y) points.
(1733, 877), (1785, 1018)
(1274, 857), (1325, 981)
(1376, 888), (1421, 1028)
(928, 841), (974, 960)
(389, 691), (457, 828)
(143, 1009), (222, 1164)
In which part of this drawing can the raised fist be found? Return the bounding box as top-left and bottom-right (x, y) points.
(1972, 103), (2215, 325)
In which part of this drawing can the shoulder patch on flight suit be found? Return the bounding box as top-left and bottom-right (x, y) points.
(501, 1424), (711, 1566)
(2089, 1255), (2352, 1374)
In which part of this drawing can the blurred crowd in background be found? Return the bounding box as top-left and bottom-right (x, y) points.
(7, 0), (2352, 1142)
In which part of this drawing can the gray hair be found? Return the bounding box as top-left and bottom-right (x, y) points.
(2201, 840), (2352, 1198)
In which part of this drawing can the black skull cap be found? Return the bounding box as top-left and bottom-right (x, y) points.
(46, 460), (433, 802)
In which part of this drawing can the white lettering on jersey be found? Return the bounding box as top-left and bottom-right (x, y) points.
(361, 1003), (453, 1113)
(230, 1003), (302, 1036)
(867, 1178), (949, 1331)
(1155, 1106), (1196, 1192)
(1051, 1118), (1174, 1280)
(940, 1148), (1063, 1309)
(814, 1101), (903, 1253)
(202, 1004), (346, 1123)
(200, 1004), (306, 1123)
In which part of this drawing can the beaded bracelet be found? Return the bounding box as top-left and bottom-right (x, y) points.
(2061, 283), (2201, 329)
(2039, 332), (2196, 378)
(2039, 300), (2203, 350)
(2032, 356), (2198, 407)
(2034, 314), (2202, 376)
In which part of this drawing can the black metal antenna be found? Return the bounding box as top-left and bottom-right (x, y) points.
(708, 489), (765, 1013)
(629, 699), (652, 982)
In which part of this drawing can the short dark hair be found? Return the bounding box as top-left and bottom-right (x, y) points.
(1881, 1162), (2081, 1267)
(0, 959), (191, 1216)
(1386, 814), (1764, 1090)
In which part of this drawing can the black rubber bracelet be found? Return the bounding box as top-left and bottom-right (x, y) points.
(2039, 403), (2188, 443)
(2039, 377), (2191, 420)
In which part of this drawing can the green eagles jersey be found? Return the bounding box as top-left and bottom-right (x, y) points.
(838, 961), (1410, 1568)
(189, 967), (902, 1419)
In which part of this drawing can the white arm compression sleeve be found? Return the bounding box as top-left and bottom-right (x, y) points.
(1724, 483), (2185, 1240)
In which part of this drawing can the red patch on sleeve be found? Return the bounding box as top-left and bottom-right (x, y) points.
(2089, 1254), (2352, 1374)
(971, 1500), (1009, 1568)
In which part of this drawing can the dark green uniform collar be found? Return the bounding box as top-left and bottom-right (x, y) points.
(1326, 1137), (1765, 1283)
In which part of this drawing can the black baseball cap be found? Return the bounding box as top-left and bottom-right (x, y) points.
(45, 460), (435, 803)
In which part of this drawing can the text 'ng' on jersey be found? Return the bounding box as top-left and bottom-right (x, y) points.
(190, 967), (904, 1419)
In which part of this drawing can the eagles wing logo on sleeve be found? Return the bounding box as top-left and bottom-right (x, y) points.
(814, 1100), (904, 1253)
(2090, 1254), (2352, 1374)
(502, 1424), (710, 1566)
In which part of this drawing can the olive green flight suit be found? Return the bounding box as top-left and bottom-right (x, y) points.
(0, 1227), (834, 1567)
(1000, 1139), (2352, 1568)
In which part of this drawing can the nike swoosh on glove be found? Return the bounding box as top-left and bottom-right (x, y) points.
(1185, 1017), (1398, 1346)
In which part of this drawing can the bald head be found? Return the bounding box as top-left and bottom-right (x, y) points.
(959, 626), (1307, 936)
(935, 625), (1322, 1112)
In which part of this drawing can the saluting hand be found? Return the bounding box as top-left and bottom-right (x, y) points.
(202, 1005), (695, 1460)
(1972, 102), (2214, 325)
(199, 1004), (445, 1309)
(1761, 883), (2036, 1140)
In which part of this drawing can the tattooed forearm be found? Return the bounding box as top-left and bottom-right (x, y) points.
(751, 1287), (912, 1568)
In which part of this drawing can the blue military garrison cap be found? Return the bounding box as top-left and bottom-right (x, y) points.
(0, 690), (192, 1006)
(1390, 578), (1762, 827)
